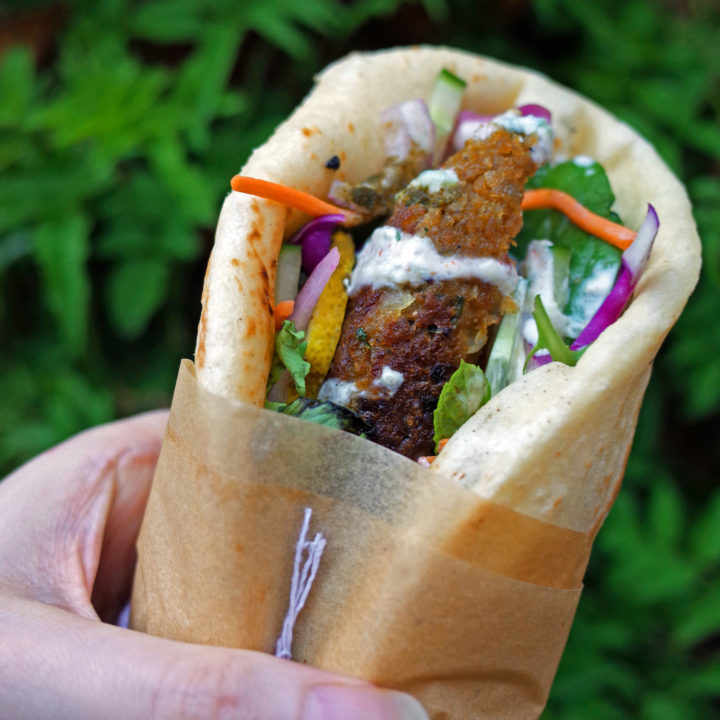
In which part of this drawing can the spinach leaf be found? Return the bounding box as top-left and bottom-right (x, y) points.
(516, 159), (623, 337)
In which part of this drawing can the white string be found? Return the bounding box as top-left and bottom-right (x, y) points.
(275, 507), (326, 659)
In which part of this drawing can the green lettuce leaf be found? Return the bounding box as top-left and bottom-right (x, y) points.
(279, 397), (368, 436)
(433, 360), (491, 449)
(516, 159), (623, 335)
(269, 320), (310, 395)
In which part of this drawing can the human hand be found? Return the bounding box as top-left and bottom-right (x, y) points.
(0, 412), (428, 720)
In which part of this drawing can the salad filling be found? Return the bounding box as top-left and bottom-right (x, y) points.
(229, 69), (658, 463)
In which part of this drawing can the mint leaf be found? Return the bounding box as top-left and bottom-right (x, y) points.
(433, 360), (490, 449)
(272, 320), (310, 395)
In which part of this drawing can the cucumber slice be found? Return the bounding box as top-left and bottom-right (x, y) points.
(486, 277), (528, 396)
(429, 68), (467, 162)
(275, 245), (302, 304)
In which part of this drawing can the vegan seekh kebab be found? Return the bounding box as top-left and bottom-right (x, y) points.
(319, 127), (541, 459)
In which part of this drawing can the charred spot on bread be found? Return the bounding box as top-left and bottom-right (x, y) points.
(325, 155), (341, 170)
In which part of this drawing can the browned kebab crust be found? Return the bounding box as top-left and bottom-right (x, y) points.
(325, 128), (539, 460)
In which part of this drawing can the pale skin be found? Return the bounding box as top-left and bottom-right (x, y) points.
(0, 411), (428, 720)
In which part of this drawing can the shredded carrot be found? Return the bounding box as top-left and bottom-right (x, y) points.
(230, 176), (359, 224)
(417, 438), (450, 466)
(522, 188), (635, 250)
(274, 300), (295, 331)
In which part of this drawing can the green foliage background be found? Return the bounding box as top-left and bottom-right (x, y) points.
(1, 0), (718, 716)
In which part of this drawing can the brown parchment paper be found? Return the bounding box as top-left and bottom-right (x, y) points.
(132, 361), (588, 719)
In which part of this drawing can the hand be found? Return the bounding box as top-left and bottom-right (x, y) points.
(0, 412), (428, 720)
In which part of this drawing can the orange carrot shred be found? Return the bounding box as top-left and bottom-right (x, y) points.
(230, 176), (359, 224)
(522, 188), (636, 250)
(274, 300), (295, 331)
(418, 438), (450, 466)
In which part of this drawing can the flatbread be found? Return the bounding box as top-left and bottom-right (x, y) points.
(195, 46), (700, 534)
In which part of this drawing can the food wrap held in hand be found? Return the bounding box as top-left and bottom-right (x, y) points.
(131, 47), (701, 719)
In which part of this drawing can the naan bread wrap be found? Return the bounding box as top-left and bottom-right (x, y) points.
(195, 46), (700, 534)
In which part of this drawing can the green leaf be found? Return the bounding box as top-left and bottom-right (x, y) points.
(517, 159), (623, 333)
(32, 214), (90, 357)
(673, 581), (720, 646)
(689, 492), (720, 570)
(279, 397), (368, 435)
(0, 152), (113, 234)
(433, 360), (490, 448)
(130, 0), (208, 42)
(147, 135), (216, 225)
(0, 45), (34, 127)
(527, 295), (585, 367)
(170, 22), (245, 151)
(647, 479), (685, 549)
(106, 259), (170, 339)
(272, 320), (310, 395)
(682, 661), (720, 696)
(639, 693), (698, 720)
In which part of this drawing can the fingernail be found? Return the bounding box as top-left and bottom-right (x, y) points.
(304, 684), (429, 720)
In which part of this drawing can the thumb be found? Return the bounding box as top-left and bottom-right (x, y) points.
(0, 598), (428, 720)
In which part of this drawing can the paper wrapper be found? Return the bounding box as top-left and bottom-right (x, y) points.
(132, 361), (594, 719)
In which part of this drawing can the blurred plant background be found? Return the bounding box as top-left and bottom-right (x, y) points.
(0, 0), (718, 716)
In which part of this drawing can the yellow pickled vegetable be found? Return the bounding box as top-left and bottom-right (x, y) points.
(304, 231), (355, 397)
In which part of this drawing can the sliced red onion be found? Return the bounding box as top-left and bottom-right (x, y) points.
(518, 104), (552, 123)
(525, 339), (553, 371)
(451, 112), (487, 153)
(289, 214), (344, 273)
(571, 205), (659, 350)
(289, 246), (340, 332)
(268, 247), (341, 403)
(380, 98), (435, 159)
(532, 352), (553, 368)
(267, 370), (294, 403)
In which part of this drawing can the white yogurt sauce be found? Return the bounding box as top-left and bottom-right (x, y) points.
(376, 366), (404, 395)
(564, 264), (618, 338)
(471, 110), (554, 165)
(572, 155), (595, 167)
(318, 366), (405, 407)
(317, 379), (359, 406)
(347, 226), (518, 297)
(406, 168), (459, 193)
(522, 239), (570, 337)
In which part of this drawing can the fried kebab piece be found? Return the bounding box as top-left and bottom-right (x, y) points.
(321, 128), (540, 460)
